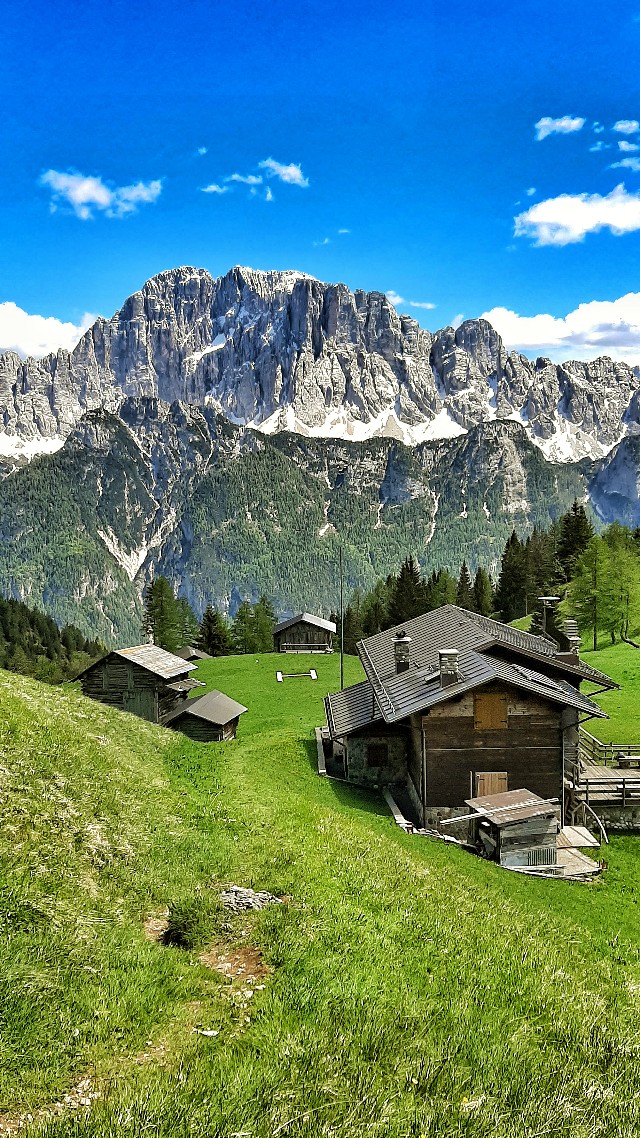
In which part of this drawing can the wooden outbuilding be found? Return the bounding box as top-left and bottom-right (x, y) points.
(174, 646), (212, 662)
(325, 605), (617, 829)
(273, 613), (336, 653)
(466, 788), (559, 871)
(76, 644), (202, 724)
(164, 689), (248, 741)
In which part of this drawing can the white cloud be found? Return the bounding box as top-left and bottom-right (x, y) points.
(614, 119), (640, 134)
(338, 227), (350, 234)
(201, 183), (228, 194)
(265, 187), (274, 202)
(258, 158), (309, 187)
(313, 237), (331, 246)
(534, 115), (585, 141)
(525, 187), (536, 197)
(40, 169), (162, 220)
(593, 121), (605, 134)
(409, 300), (437, 310)
(385, 290), (405, 306)
(610, 157), (640, 172)
(225, 173), (263, 185)
(0, 302), (96, 359)
(514, 183), (640, 245)
(589, 140), (611, 152)
(451, 313), (465, 329)
(619, 140), (640, 151)
(481, 291), (640, 365)
(196, 146), (208, 156)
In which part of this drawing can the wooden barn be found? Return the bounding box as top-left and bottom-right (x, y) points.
(164, 690), (248, 741)
(325, 605), (617, 829)
(174, 646), (212, 662)
(273, 613), (336, 653)
(76, 644), (202, 724)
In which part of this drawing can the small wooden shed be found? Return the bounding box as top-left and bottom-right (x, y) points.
(164, 689), (248, 741)
(174, 646), (212, 662)
(466, 788), (559, 871)
(76, 644), (201, 724)
(273, 613), (336, 653)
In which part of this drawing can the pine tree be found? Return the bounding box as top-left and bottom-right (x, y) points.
(142, 577), (180, 653)
(387, 556), (428, 626)
(253, 595), (276, 652)
(456, 561), (474, 609)
(472, 567), (494, 616)
(424, 568), (457, 610)
(232, 601), (258, 654)
(175, 597), (200, 647)
(557, 500), (594, 580)
(495, 531), (527, 621)
(569, 537), (614, 651)
(198, 605), (233, 656)
(342, 603), (363, 655)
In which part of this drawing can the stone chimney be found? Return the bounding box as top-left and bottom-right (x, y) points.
(439, 649), (460, 687)
(393, 631), (412, 674)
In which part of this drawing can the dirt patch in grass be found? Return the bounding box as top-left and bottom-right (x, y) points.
(143, 909), (170, 941)
(0, 1077), (100, 1136)
(200, 942), (270, 984)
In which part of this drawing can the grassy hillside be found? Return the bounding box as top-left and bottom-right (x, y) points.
(2, 651), (640, 1136)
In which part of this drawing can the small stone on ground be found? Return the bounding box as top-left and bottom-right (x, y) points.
(219, 886), (282, 912)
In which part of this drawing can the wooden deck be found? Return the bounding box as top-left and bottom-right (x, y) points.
(575, 759), (640, 807)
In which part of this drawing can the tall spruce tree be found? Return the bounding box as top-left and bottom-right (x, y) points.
(175, 597), (200, 647)
(557, 500), (594, 580)
(232, 601), (258, 654)
(198, 605), (233, 656)
(495, 531), (527, 621)
(253, 595), (276, 652)
(387, 556), (428, 626)
(472, 567), (494, 616)
(456, 561), (474, 610)
(142, 577), (180, 652)
(569, 537), (614, 651)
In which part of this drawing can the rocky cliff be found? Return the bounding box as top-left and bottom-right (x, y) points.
(2, 265), (640, 466)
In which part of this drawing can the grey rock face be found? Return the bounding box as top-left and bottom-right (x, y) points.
(1, 265), (640, 463)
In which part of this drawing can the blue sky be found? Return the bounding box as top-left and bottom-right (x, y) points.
(3, 0), (640, 361)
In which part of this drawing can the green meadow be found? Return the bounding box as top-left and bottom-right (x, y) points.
(1, 647), (640, 1136)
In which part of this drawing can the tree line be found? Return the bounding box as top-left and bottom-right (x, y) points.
(142, 577), (277, 656)
(0, 596), (104, 682)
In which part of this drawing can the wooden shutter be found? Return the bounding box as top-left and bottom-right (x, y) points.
(474, 771), (508, 797)
(474, 692), (508, 730)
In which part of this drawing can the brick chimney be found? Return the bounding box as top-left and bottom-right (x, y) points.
(393, 631), (412, 674)
(439, 649), (460, 687)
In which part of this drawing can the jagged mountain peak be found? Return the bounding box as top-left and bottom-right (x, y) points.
(1, 265), (640, 466)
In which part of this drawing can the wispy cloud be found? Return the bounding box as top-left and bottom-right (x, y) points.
(201, 183), (228, 195)
(265, 186), (274, 202)
(225, 173), (263, 185)
(338, 227), (350, 234)
(593, 121), (605, 134)
(196, 146), (208, 156)
(514, 183), (640, 245)
(534, 115), (585, 141)
(482, 291), (640, 365)
(614, 119), (640, 134)
(40, 169), (162, 220)
(610, 157), (640, 172)
(525, 187), (536, 197)
(258, 158), (309, 187)
(385, 291), (436, 311)
(0, 302), (96, 359)
(619, 140), (640, 152)
(313, 237), (331, 246)
(589, 140), (611, 152)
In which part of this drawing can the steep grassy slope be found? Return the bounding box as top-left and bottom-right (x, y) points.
(2, 653), (640, 1136)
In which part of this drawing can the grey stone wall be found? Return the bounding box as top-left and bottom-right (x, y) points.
(345, 731), (406, 788)
(592, 805), (640, 833)
(422, 805), (470, 842)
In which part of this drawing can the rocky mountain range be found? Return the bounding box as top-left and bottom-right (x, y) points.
(2, 265), (640, 468)
(1, 265), (640, 641)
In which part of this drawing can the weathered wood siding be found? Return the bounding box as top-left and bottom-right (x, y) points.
(275, 622), (332, 652)
(79, 654), (187, 724)
(422, 682), (563, 807)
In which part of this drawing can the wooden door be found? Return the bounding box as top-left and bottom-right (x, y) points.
(474, 771), (508, 797)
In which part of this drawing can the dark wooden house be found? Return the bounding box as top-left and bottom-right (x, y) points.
(164, 689), (248, 741)
(273, 613), (336, 653)
(325, 605), (617, 828)
(76, 644), (201, 724)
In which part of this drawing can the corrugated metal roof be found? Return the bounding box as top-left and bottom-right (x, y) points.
(356, 605), (616, 691)
(165, 689), (248, 726)
(466, 788), (557, 826)
(274, 613), (336, 635)
(114, 645), (197, 679)
(324, 680), (382, 738)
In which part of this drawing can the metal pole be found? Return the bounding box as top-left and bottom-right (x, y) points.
(339, 545), (344, 691)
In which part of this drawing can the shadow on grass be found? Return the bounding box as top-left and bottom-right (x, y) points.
(301, 737), (390, 819)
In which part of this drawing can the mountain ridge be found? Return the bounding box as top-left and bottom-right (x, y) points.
(2, 264), (640, 468)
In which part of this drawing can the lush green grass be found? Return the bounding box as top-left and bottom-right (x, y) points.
(2, 652), (640, 1136)
(582, 641), (640, 743)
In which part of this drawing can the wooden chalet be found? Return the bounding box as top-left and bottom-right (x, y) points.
(273, 613), (336, 653)
(164, 689), (248, 742)
(324, 605), (617, 829)
(77, 644), (202, 724)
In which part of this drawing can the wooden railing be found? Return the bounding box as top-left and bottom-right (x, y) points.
(579, 727), (640, 767)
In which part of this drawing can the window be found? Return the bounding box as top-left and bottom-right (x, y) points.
(474, 692), (508, 731)
(367, 742), (388, 768)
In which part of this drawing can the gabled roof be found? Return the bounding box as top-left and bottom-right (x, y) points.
(274, 612), (336, 635)
(164, 689), (248, 726)
(77, 644), (197, 681)
(356, 605), (616, 690)
(324, 679), (382, 737)
(174, 646), (212, 661)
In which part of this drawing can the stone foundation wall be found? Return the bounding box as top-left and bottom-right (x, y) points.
(592, 805), (640, 833)
(345, 732), (406, 789)
(422, 805), (469, 842)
